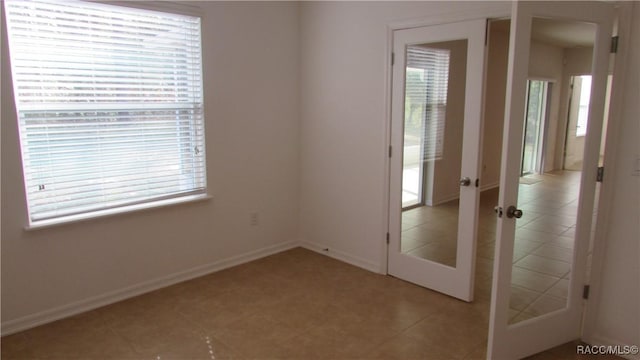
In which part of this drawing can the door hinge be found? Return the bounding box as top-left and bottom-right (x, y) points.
(597, 166), (604, 182)
(611, 36), (619, 54)
(391, 52), (395, 66)
(386, 232), (390, 244)
(583, 284), (590, 299)
(388, 145), (392, 158)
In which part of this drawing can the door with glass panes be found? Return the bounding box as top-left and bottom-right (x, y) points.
(487, 2), (614, 358)
(388, 19), (486, 302)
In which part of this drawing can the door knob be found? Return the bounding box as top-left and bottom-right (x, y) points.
(506, 206), (523, 219)
(459, 177), (471, 186)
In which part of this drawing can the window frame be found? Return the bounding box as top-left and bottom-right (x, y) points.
(4, 0), (210, 229)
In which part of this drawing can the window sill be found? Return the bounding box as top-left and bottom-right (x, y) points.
(25, 194), (212, 231)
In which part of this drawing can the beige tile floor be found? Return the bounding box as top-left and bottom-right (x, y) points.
(401, 170), (584, 324)
(0, 247), (620, 360)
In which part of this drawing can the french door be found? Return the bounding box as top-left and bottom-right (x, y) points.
(488, 1), (614, 358)
(388, 19), (486, 302)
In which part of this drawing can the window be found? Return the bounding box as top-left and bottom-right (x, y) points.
(575, 75), (592, 137)
(4, 0), (207, 225)
(404, 46), (450, 161)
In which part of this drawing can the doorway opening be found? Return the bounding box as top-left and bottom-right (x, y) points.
(389, 9), (613, 325)
(521, 80), (552, 176)
(563, 74), (612, 170)
(388, 3), (617, 358)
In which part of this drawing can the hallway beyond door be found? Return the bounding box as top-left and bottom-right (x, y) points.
(402, 170), (582, 322)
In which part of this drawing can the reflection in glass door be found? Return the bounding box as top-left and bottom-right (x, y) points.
(521, 80), (549, 175)
(402, 47), (450, 209)
(564, 75), (593, 170)
(507, 18), (596, 326)
(401, 41), (463, 267)
(487, 1), (614, 356)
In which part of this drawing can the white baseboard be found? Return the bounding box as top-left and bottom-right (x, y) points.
(431, 192), (460, 206)
(1, 240), (299, 336)
(300, 241), (381, 274)
(480, 181), (499, 192)
(583, 334), (640, 360)
(427, 181), (499, 206)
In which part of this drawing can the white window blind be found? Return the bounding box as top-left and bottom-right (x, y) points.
(4, 0), (206, 224)
(405, 46), (450, 161)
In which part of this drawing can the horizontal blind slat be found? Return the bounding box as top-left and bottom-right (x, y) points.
(24, 158), (206, 174)
(29, 170), (206, 197)
(5, 2), (200, 31)
(405, 46), (450, 161)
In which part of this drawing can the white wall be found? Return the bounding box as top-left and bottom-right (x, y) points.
(481, 28), (566, 181)
(586, 1), (640, 352)
(298, 1), (509, 271)
(1, 1), (301, 333)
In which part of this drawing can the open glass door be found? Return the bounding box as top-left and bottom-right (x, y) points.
(488, 2), (614, 358)
(388, 19), (486, 302)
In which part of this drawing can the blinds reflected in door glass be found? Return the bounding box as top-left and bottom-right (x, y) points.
(404, 46), (450, 161)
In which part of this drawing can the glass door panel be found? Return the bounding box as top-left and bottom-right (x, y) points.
(388, 19), (487, 302)
(488, 2), (614, 358)
(401, 40), (465, 267)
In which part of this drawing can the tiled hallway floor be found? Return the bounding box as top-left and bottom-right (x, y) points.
(1, 247), (620, 359)
(402, 170), (583, 323)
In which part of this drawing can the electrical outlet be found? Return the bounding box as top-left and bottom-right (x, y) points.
(250, 212), (259, 226)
